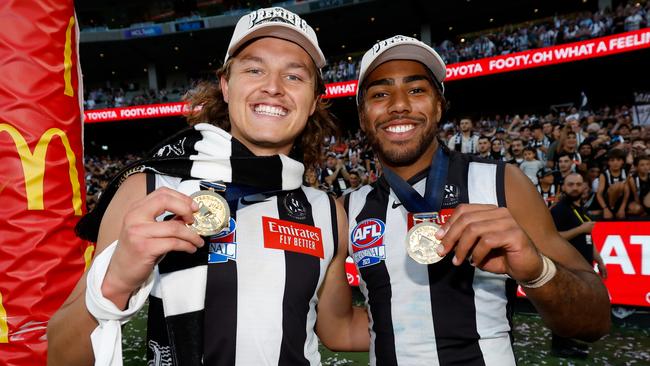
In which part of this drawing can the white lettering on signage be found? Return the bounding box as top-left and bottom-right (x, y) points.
(631, 235), (650, 275)
(601, 235), (634, 274)
(326, 82), (356, 96)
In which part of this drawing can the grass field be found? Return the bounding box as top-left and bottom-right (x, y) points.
(123, 304), (650, 365)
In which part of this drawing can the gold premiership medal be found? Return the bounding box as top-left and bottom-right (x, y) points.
(188, 190), (229, 236)
(406, 220), (444, 265)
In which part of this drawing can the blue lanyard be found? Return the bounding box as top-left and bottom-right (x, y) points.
(382, 146), (449, 213)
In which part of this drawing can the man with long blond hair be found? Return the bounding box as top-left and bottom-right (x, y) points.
(48, 7), (368, 366)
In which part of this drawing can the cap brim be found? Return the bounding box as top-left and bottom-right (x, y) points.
(227, 23), (326, 69)
(362, 43), (446, 85)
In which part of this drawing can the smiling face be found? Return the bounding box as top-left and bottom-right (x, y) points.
(358, 60), (442, 172)
(220, 37), (318, 156)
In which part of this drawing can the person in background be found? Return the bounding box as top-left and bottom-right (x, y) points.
(342, 171), (363, 195)
(556, 152), (576, 186)
(597, 149), (629, 219)
(550, 172), (607, 359)
(520, 146), (545, 184)
(530, 123), (551, 161)
(321, 152), (351, 197)
(346, 152), (368, 182)
(627, 155), (650, 216)
(491, 138), (506, 161)
(537, 167), (559, 208)
(507, 138), (526, 166)
(476, 135), (492, 159)
(448, 117), (479, 154)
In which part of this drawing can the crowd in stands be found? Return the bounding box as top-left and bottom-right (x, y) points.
(310, 103), (650, 220)
(83, 81), (193, 110)
(82, 2), (650, 110)
(84, 153), (141, 210)
(84, 102), (650, 221)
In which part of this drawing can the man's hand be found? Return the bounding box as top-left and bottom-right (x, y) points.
(580, 221), (595, 234)
(603, 208), (613, 219)
(102, 187), (205, 307)
(434, 203), (544, 284)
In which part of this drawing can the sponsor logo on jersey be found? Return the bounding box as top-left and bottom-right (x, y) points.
(351, 219), (386, 268)
(208, 218), (237, 263)
(263, 217), (324, 258)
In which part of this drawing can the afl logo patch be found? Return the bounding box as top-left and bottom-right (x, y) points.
(351, 219), (386, 268)
(208, 218), (237, 264)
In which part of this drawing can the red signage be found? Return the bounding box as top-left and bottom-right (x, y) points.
(446, 28), (650, 81)
(84, 102), (188, 123)
(323, 80), (358, 99)
(592, 221), (650, 307)
(262, 217), (324, 258)
(0, 1), (90, 364)
(82, 29), (650, 123)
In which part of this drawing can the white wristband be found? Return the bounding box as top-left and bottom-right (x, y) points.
(518, 254), (557, 289)
(85, 240), (155, 366)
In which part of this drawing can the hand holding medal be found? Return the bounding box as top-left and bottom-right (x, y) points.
(433, 203), (544, 283)
(187, 181), (230, 237)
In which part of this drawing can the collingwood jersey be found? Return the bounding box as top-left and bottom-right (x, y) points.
(146, 173), (338, 366)
(345, 152), (516, 366)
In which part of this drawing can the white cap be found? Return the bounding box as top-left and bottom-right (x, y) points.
(225, 7), (326, 69)
(356, 35), (446, 104)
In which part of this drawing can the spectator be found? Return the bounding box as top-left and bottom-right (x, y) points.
(520, 146), (545, 184)
(342, 171), (362, 195)
(491, 138), (507, 161)
(507, 138), (526, 166)
(476, 135), (492, 159)
(321, 152), (350, 197)
(550, 172), (607, 359)
(627, 155), (650, 216)
(537, 167), (559, 208)
(596, 149), (629, 219)
(447, 117), (479, 154)
(557, 152), (576, 185)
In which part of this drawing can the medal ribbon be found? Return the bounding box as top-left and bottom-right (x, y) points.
(382, 145), (449, 214)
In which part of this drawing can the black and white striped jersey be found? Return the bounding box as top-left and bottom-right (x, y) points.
(345, 152), (517, 366)
(147, 174), (338, 366)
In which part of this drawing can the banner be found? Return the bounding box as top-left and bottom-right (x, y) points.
(0, 1), (89, 365)
(323, 80), (358, 99)
(445, 28), (650, 81)
(84, 102), (188, 123)
(592, 221), (650, 307)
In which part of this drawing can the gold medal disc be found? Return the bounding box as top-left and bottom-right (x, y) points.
(406, 222), (444, 264)
(188, 191), (230, 236)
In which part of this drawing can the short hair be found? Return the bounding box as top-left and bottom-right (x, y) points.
(523, 146), (536, 154)
(634, 154), (650, 165)
(557, 152), (572, 161)
(607, 148), (626, 161)
(478, 135), (490, 142)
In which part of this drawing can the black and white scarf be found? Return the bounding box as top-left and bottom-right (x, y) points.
(78, 123), (305, 365)
(77, 123), (304, 242)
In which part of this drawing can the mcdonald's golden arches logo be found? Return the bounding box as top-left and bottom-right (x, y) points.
(1, 123), (83, 215)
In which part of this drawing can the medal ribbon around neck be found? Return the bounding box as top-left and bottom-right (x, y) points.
(382, 145), (450, 264)
(382, 145), (449, 214)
